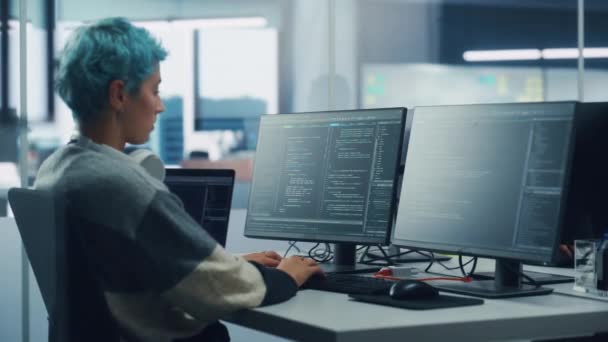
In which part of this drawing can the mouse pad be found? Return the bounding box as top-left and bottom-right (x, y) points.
(349, 294), (484, 310)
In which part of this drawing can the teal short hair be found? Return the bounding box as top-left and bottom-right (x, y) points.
(56, 17), (168, 124)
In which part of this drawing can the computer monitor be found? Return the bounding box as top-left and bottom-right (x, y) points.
(381, 109), (452, 263)
(164, 168), (235, 247)
(392, 102), (583, 298)
(563, 102), (608, 238)
(244, 108), (406, 273)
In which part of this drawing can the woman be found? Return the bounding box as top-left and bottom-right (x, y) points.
(35, 17), (322, 342)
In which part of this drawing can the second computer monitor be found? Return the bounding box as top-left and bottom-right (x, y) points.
(245, 108), (406, 271)
(393, 102), (578, 298)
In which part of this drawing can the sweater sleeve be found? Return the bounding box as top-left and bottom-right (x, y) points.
(248, 261), (298, 306)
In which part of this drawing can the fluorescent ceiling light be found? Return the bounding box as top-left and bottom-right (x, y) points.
(463, 49), (542, 62)
(542, 48), (608, 59)
(60, 17), (268, 32)
(463, 48), (608, 62)
(172, 17), (268, 29)
(541, 48), (578, 59)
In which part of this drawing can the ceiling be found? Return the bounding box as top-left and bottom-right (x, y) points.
(372, 0), (608, 11)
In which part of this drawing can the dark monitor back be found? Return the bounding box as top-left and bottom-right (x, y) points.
(561, 102), (608, 244)
(394, 108), (415, 202)
(245, 108), (406, 245)
(164, 168), (235, 247)
(393, 102), (577, 264)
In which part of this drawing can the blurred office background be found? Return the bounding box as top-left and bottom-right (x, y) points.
(2, 0), (608, 341)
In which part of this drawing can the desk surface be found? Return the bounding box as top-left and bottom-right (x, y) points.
(225, 260), (608, 342)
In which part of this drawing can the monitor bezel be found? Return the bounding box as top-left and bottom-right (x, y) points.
(244, 107), (406, 246)
(165, 168), (236, 182)
(391, 101), (578, 264)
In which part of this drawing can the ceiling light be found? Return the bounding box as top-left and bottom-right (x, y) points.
(463, 49), (542, 62)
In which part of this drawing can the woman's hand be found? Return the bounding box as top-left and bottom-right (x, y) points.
(277, 256), (324, 287)
(243, 250), (283, 267)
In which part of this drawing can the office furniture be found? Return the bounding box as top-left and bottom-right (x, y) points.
(224, 259), (608, 342)
(8, 188), (120, 342)
(5, 197), (607, 341)
(221, 208), (608, 341)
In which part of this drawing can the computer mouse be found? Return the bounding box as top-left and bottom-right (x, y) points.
(389, 280), (439, 300)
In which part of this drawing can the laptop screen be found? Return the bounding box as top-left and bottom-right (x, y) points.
(164, 168), (235, 247)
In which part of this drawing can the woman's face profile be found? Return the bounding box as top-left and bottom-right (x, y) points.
(121, 67), (164, 145)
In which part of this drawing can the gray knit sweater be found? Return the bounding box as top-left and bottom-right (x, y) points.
(34, 136), (297, 342)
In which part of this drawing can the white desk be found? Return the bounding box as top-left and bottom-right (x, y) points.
(225, 260), (608, 341)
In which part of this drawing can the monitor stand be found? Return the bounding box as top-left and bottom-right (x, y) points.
(433, 259), (553, 299)
(319, 243), (381, 274)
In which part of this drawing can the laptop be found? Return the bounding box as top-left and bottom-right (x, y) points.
(164, 168), (235, 247)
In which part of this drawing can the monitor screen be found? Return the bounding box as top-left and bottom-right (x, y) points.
(245, 108), (406, 246)
(164, 169), (235, 247)
(393, 102), (575, 262)
(392, 102), (577, 297)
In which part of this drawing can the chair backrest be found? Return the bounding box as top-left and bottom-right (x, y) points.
(8, 188), (120, 342)
(8, 188), (68, 341)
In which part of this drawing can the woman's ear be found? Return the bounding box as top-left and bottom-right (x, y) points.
(108, 79), (126, 113)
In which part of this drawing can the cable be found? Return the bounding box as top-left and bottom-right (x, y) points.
(435, 257), (475, 271)
(365, 248), (418, 260)
(423, 251), (436, 273)
(358, 246), (371, 263)
(307, 243), (320, 259)
(425, 254), (535, 287)
(422, 252), (477, 276)
(283, 241), (301, 258)
(373, 273), (473, 283)
(308, 243), (333, 263)
(359, 245), (414, 266)
(361, 246), (434, 266)
(458, 255), (478, 278)
(521, 272), (540, 288)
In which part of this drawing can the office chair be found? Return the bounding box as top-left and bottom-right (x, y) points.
(8, 188), (120, 342)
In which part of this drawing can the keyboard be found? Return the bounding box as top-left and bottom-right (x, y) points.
(302, 273), (396, 295)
